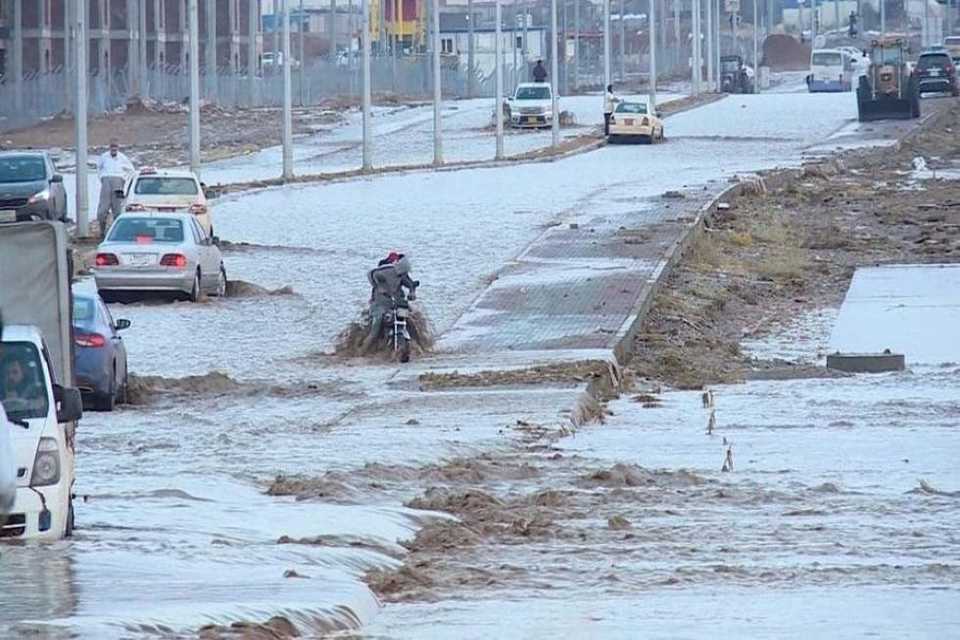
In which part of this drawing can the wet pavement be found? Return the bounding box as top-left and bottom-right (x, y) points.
(3, 86), (958, 638)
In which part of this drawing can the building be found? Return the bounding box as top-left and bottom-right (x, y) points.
(0, 0), (263, 81)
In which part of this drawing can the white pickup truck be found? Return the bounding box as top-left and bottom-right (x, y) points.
(0, 221), (82, 540)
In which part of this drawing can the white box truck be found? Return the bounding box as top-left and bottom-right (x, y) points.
(0, 221), (82, 540)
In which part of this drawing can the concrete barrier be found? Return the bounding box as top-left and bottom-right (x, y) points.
(826, 352), (906, 374)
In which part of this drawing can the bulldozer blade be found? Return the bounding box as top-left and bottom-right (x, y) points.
(858, 97), (915, 122)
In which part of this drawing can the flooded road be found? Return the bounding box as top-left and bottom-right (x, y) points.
(4, 91), (954, 638)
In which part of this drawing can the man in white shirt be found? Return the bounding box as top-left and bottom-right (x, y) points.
(96, 139), (135, 238)
(603, 85), (621, 137)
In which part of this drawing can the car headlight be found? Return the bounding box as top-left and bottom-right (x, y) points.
(28, 189), (51, 204)
(30, 438), (61, 487)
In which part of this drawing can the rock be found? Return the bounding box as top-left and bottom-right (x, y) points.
(662, 190), (685, 199)
(608, 515), (632, 530)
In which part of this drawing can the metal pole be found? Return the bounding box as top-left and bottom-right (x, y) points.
(496, 0), (504, 159)
(282, 0), (294, 179)
(432, 0), (443, 165)
(574, 0), (580, 91)
(513, 5), (518, 90)
(705, 0), (714, 90)
(604, 0), (611, 88)
(248, 0), (257, 104)
(834, 0), (839, 34)
(881, 0), (885, 37)
(65, 1), (73, 112)
(273, 0), (280, 60)
(189, 0), (201, 175)
(754, 0), (759, 92)
(300, 0), (306, 106)
(693, 0), (702, 93)
(206, 0), (217, 98)
(12, 0), (22, 111)
(75, 0), (90, 237)
(649, 0), (657, 108)
(468, 0), (475, 97)
(551, 0), (559, 146)
(331, 0), (337, 60)
(363, 0), (373, 169)
(522, 0), (529, 76)
(618, 0), (625, 82)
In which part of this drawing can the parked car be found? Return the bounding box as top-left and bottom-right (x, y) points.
(93, 212), (228, 302)
(607, 101), (665, 144)
(944, 36), (960, 64)
(120, 168), (214, 236)
(504, 82), (554, 129)
(806, 49), (857, 92)
(72, 279), (130, 412)
(915, 50), (959, 97)
(0, 151), (68, 224)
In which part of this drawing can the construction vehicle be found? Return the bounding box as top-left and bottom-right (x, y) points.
(720, 55), (755, 93)
(856, 37), (920, 122)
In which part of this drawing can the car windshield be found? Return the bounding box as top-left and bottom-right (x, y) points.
(918, 54), (950, 69)
(872, 46), (904, 65)
(812, 52), (843, 66)
(73, 296), (96, 327)
(134, 177), (199, 196)
(0, 342), (50, 421)
(0, 156), (47, 183)
(515, 86), (550, 100)
(615, 102), (648, 114)
(108, 217), (185, 243)
(720, 59), (740, 71)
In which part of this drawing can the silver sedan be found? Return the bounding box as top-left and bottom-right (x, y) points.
(92, 212), (227, 302)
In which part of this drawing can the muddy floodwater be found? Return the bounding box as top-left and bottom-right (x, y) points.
(3, 91), (958, 638)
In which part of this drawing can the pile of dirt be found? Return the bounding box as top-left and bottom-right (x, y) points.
(125, 371), (245, 404)
(763, 34), (812, 71)
(225, 280), (296, 298)
(266, 474), (359, 502)
(419, 359), (617, 391)
(579, 464), (709, 489)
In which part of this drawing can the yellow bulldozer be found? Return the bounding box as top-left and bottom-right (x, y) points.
(856, 37), (920, 122)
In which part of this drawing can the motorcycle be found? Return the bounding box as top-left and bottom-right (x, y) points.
(367, 295), (416, 363)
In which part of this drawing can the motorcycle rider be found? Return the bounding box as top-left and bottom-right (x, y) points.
(362, 252), (419, 354)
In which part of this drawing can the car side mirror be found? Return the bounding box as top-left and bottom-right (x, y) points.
(115, 318), (131, 331)
(211, 235), (221, 246)
(54, 385), (83, 423)
(203, 189), (216, 199)
(50, 174), (64, 183)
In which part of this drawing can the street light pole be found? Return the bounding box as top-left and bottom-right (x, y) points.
(363, 0), (372, 169)
(551, 0), (560, 146)
(468, 0), (475, 97)
(604, 0), (611, 88)
(649, 0), (657, 109)
(432, 0), (443, 165)
(282, 0), (294, 179)
(189, 0), (201, 175)
(693, 0), (702, 93)
(496, 0), (504, 159)
(74, 0), (90, 237)
(706, 0), (714, 90)
(753, 0), (759, 93)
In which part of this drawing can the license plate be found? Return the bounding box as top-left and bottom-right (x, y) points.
(523, 116), (535, 123)
(930, 69), (941, 76)
(0, 210), (16, 223)
(624, 119), (634, 126)
(124, 254), (156, 267)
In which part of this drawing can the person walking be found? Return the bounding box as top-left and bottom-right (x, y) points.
(96, 139), (135, 238)
(532, 59), (548, 83)
(603, 85), (620, 137)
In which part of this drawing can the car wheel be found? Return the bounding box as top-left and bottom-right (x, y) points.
(214, 265), (227, 297)
(189, 270), (202, 303)
(117, 372), (128, 405)
(94, 385), (115, 412)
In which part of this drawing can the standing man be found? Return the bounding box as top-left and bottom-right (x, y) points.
(532, 59), (548, 82)
(603, 84), (620, 137)
(96, 139), (135, 238)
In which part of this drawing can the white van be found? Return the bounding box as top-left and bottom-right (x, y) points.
(1, 403), (16, 514)
(807, 48), (857, 92)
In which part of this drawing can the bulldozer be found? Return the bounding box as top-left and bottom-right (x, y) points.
(856, 37), (920, 122)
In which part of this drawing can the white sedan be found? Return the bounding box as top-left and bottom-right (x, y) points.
(120, 168), (215, 236)
(607, 101), (665, 144)
(93, 212), (227, 302)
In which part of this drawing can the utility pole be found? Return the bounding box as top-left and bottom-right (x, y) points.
(300, 0), (306, 106)
(619, 0), (625, 82)
(74, 0), (90, 237)
(649, 0), (657, 109)
(468, 0), (476, 97)
(693, 0), (702, 93)
(330, 0), (337, 60)
(574, 0), (580, 91)
(495, 0), (504, 159)
(139, 0), (148, 96)
(753, 0), (759, 92)
(604, 0), (611, 88)
(273, 0), (280, 61)
(249, 0), (258, 105)
(551, 0), (560, 146)
(881, 0), (885, 37)
(282, 0), (294, 179)
(432, 0), (443, 165)
(12, 0), (22, 111)
(363, 0), (373, 169)
(206, 0), (217, 98)
(522, 0), (529, 78)
(834, 0), (839, 35)
(706, 0), (714, 90)
(189, 0), (201, 175)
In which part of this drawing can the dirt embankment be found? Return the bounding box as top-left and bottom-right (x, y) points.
(629, 104), (960, 389)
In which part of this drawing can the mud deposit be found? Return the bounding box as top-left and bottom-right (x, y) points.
(334, 308), (435, 359)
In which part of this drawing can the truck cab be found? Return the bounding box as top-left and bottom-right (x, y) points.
(1, 325), (81, 539)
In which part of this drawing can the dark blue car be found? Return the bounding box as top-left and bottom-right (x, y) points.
(72, 281), (130, 411)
